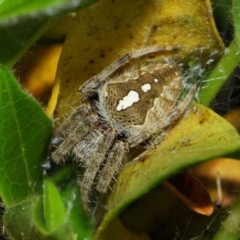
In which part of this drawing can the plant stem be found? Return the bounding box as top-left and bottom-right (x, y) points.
(198, 41), (240, 106)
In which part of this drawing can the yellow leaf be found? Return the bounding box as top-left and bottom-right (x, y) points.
(95, 103), (240, 239)
(15, 44), (62, 104)
(48, 0), (224, 122)
(96, 218), (150, 240)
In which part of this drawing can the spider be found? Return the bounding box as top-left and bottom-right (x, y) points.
(51, 46), (196, 213)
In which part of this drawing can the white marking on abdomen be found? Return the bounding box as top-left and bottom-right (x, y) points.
(141, 83), (151, 92)
(116, 90), (140, 111)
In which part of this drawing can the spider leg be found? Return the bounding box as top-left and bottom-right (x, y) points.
(167, 83), (196, 123)
(80, 129), (116, 213)
(80, 46), (179, 97)
(128, 132), (150, 148)
(51, 104), (98, 163)
(96, 141), (129, 193)
(72, 130), (102, 165)
(53, 104), (91, 140)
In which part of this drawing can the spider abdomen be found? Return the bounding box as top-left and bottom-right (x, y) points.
(98, 63), (183, 137)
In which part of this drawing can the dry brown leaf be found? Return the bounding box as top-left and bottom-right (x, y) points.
(164, 170), (213, 216)
(193, 158), (240, 208)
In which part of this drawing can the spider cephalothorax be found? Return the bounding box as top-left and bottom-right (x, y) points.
(51, 46), (196, 213)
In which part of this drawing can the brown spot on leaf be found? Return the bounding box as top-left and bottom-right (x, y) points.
(151, 25), (158, 33)
(178, 139), (193, 148)
(138, 155), (149, 163)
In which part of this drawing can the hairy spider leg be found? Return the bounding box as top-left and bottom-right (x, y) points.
(80, 46), (179, 97)
(80, 130), (116, 213)
(53, 104), (92, 138)
(96, 141), (129, 193)
(51, 105), (98, 163)
(167, 83), (197, 123)
(73, 130), (103, 165)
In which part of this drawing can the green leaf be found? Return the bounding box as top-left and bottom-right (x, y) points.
(43, 178), (65, 232)
(213, 193), (240, 240)
(95, 103), (240, 239)
(51, 165), (75, 185)
(42, 178), (94, 239)
(0, 0), (74, 19)
(49, 167), (94, 239)
(59, 181), (94, 240)
(35, 169), (94, 239)
(4, 198), (49, 240)
(4, 170), (94, 239)
(0, 65), (52, 206)
(232, 0), (240, 50)
(32, 197), (49, 235)
(5, 197), (77, 240)
(0, 0), (98, 67)
(5, 197), (73, 240)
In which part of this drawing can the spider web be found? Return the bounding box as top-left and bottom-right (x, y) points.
(116, 183), (233, 240)
(170, 209), (229, 240)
